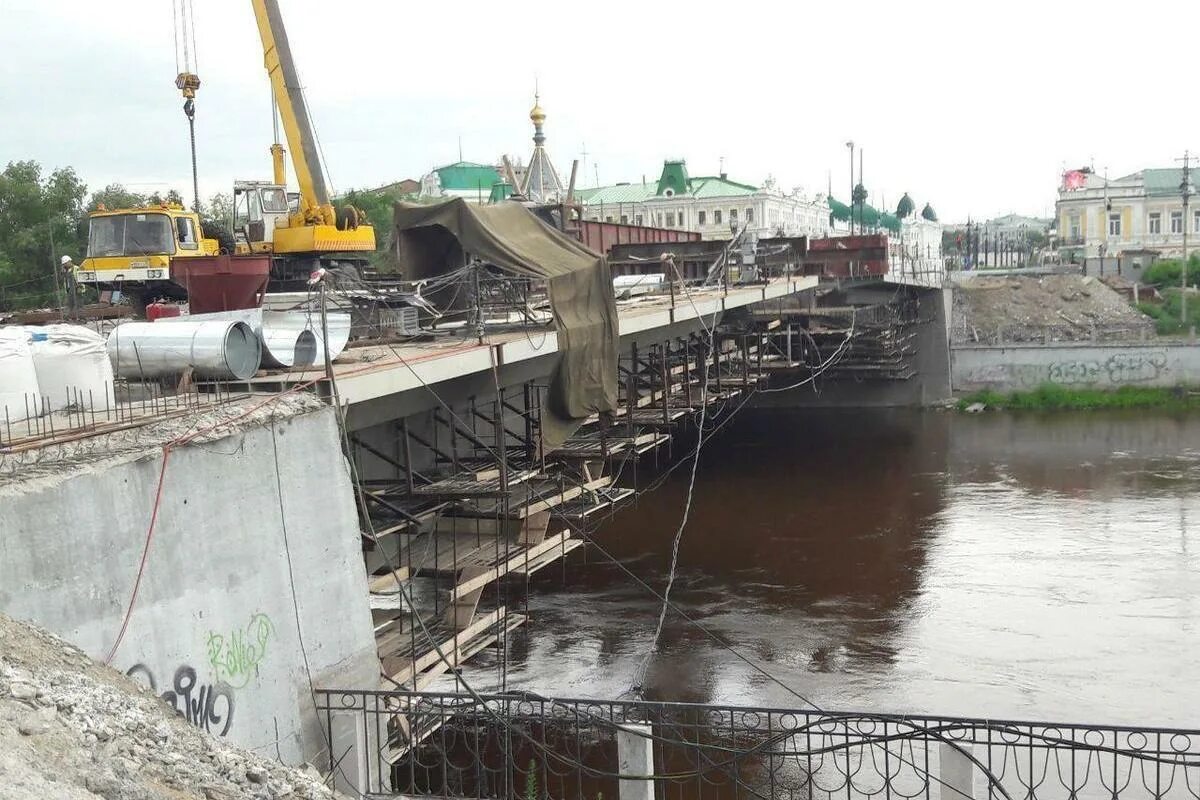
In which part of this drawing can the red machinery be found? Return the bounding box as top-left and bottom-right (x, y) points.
(170, 255), (271, 313)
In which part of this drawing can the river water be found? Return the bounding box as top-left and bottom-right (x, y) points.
(461, 409), (1200, 728)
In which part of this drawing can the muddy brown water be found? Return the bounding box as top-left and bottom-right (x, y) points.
(453, 408), (1200, 728)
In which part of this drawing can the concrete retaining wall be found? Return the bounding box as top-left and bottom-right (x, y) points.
(952, 342), (1200, 392)
(0, 403), (377, 766)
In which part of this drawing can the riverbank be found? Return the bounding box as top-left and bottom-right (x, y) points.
(956, 383), (1200, 411)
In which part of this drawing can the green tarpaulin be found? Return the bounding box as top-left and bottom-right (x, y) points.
(392, 198), (619, 448)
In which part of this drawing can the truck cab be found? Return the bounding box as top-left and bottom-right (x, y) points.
(232, 180), (291, 253)
(75, 205), (218, 302)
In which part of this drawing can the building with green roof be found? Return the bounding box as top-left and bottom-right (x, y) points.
(578, 159), (831, 241)
(419, 161), (503, 204)
(1055, 165), (1200, 260)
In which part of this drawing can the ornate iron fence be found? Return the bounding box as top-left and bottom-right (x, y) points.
(315, 689), (1200, 800)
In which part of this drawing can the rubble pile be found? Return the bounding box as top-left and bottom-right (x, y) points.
(953, 275), (1154, 344)
(0, 612), (346, 800)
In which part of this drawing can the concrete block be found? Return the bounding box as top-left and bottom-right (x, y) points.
(617, 723), (655, 800)
(939, 742), (974, 800)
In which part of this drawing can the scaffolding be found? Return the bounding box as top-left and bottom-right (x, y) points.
(347, 327), (773, 747)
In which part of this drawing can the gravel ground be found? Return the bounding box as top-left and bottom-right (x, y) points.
(952, 274), (1154, 344)
(0, 612), (347, 800)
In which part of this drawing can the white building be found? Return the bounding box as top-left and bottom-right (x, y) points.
(1056, 166), (1199, 260)
(888, 216), (944, 281)
(576, 160), (832, 240)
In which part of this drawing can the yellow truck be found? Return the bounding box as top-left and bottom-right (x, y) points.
(74, 204), (219, 307)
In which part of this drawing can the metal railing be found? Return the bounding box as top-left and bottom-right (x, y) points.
(315, 689), (1200, 800)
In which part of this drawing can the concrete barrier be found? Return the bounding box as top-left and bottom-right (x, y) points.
(952, 341), (1200, 392)
(0, 402), (378, 767)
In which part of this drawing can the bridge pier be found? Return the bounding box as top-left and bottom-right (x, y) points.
(754, 284), (952, 407)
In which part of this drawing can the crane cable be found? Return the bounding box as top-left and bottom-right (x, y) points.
(173, 0), (201, 211)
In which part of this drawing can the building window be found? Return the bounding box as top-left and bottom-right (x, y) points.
(1069, 214), (1081, 241)
(1171, 211), (1184, 234)
(605, 216), (613, 223)
(666, 212), (675, 227)
(714, 209), (722, 225)
(746, 207), (754, 223)
(634, 214), (643, 226)
(1148, 212), (1162, 234)
(1108, 213), (1121, 237)
(698, 210), (706, 225)
(730, 208), (738, 226)
(620, 215), (629, 224)
(656, 212), (663, 226)
(1194, 210), (1200, 234)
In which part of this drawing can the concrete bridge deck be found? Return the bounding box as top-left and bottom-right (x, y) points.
(239, 275), (817, 412)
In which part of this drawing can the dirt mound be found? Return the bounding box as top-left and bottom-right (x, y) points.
(0, 612), (346, 800)
(952, 274), (1154, 344)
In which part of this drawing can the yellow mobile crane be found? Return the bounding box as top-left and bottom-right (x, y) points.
(76, 0), (373, 305)
(233, 0), (374, 281)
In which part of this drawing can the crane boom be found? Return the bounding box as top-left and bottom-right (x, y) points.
(251, 0), (330, 214)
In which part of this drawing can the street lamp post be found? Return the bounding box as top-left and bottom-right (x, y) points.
(845, 141), (855, 235)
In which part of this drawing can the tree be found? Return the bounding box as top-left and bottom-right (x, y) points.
(851, 182), (868, 207)
(0, 160), (87, 310)
(338, 188), (398, 270)
(205, 192), (233, 226)
(87, 183), (145, 213)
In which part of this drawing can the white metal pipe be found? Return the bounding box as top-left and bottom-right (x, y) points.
(156, 308), (340, 368)
(107, 320), (262, 380)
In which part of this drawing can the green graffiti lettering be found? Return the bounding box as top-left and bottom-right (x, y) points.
(206, 612), (274, 689)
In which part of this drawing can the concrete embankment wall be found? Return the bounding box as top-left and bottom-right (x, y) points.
(0, 399), (378, 766)
(952, 342), (1200, 392)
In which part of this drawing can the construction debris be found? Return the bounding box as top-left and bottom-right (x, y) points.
(0, 611), (345, 800)
(952, 275), (1154, 344)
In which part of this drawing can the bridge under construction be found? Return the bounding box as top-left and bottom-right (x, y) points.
(0, 199), (952, 794)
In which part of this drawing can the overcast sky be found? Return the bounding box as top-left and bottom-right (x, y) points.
(2, 0), (1197, 222)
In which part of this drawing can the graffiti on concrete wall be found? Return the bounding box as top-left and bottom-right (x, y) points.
(1101, 351), (1169, 384)
(126, 663), (235, 736)
(1043, 352), (1168, 386)
(959, 350), (1171, 390)
(206, 612), (275, 689)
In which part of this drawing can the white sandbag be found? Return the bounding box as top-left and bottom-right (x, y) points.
(28, 324), (116, 413)
(0, 327), (41, 423)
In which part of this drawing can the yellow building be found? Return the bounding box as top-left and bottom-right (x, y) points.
(1056, 167), (1198, 261)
